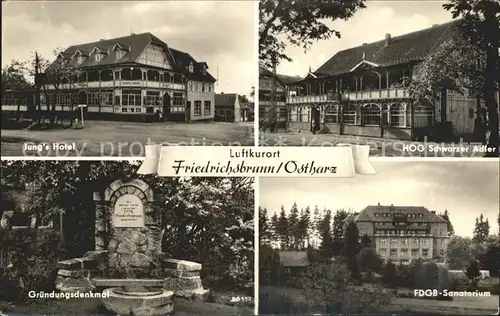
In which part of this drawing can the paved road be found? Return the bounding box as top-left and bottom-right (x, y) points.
(1, 121), (254, 157)
(258, 132), (493, 157)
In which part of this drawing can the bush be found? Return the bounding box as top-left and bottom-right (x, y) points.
(302, 262), (393, 314)
(0, 229), (61, 302)
(259, 291), (312, 314)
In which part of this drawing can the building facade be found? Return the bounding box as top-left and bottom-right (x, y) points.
(214, 93), (249, 122)
(259, 68), (300, 130)
(2, 32), (216, 122)
(284, 20), (497, 141)
(352, 204), (449, 263)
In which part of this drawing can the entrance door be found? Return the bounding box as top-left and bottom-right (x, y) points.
(162, 93), (171, 121)
(312, 106), (321, 132)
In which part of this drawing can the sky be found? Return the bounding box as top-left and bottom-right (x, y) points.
(1, 1), (255, 96)
(260, 160), (500, 238)
(276, 0), (457, 77)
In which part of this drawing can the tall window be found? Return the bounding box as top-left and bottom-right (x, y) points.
(188, 62), (194, 73)
(122, 90), (142, 106)
(300, 107), (309, 122)
(194, 101), (202, 116)
(324, 105), (338, 123)
(343, 105), (357, 124)
(208, 84), (212, 92)
(146, 91), (160, 106)
(204, 101), (211, 115)
(363, 104), (381, 125)
(290, 108), (298, 122)
(202, 83), (205, 92)
(100, 90), (113, 106)
(188, 82), (193, 91)
(390, 103), (405, 127)
(171, 92), (184, 113)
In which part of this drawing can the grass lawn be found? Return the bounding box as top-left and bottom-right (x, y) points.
(1, 121), (254, 156)
(260, 285), (499, 315)
(258, 131), (488, 158)
(0, 297), (254, 315)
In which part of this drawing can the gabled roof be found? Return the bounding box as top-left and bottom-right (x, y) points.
(279, 251), (309, 267)
(170, 49), (216, 83)
(259, 67), (302, 85)
(55, 32), (216, 82)
(215, 93), (238, 106)
(354, 204), (448, 224)
(315, 19), (461, 76)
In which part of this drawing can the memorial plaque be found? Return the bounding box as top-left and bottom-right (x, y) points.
(113, 194), (144, 227)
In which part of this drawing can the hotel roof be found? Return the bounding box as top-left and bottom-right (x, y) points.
(354, 204), (448, 224)
(57, 32), (216, 82)
(314, 19), (461, 77)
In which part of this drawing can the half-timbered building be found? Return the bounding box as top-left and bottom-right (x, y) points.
(2, 32), (216, 122)
(286, 20), (495, 141)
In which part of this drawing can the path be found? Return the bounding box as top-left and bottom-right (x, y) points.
(1, 121), (254, 156)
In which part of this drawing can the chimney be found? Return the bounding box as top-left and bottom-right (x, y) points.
(385, 33), (391, 47)
(431, 210), (436, 214)
(432, 24), (438, 27)
(377, 202), (381, 206)
(100, 39), (105, 41)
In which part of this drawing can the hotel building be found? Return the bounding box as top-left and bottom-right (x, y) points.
(259, 67), (300, 130)
(284, 20), (498, 141)
(2, 32), (216, 122)
(351, 204), (449, 263)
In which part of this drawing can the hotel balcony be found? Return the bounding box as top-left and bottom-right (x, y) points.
(49, 80), (185, 91)
(287, 87), (410, 104)
(259, 100), (286, 107)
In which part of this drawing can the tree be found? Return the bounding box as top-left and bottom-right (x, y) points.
(1, 60), (32, 114)
(476, 236), (500, 277)
(443, 0), (500, 155)
(259, 0), (366, 69)
(259, 207), (272, 246)
(446, 236), (474, 269)
(294, 207), (310, 250)
(357, 247), (383, 279)
(382, 260), (398, 288)
(332, 209), (349, 255)
(276, 206), (289, 249)
(473, 214), (490, 243)
(344, 221), (360, 278)
(439, 209), (455, 236)
(464, 260), (481, 280)
(302, 262), (392, 314)
(27, 49), (82, 125)
(287, 203), (300, 249)
(360, 234), (371, 248)
(318, 210), (334, 262)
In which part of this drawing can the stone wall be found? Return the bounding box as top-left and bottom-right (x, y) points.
(94, 179), (161, 278)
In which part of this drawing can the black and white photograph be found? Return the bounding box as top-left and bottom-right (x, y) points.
(259, 160), (500, 315)
(1, 1), (255, 156)
(0, 161), (254, 315)
(258, 0), (500, 157)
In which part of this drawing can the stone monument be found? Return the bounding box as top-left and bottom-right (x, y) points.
(55, 178), (209, 316)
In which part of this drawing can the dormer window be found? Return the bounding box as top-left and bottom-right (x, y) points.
(95, 54), (102, 61)
(188, 62), (194, 73)
(116, 50), (125, 59)
(77, 55), (84, 64)
(202, 65), (207, 75)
